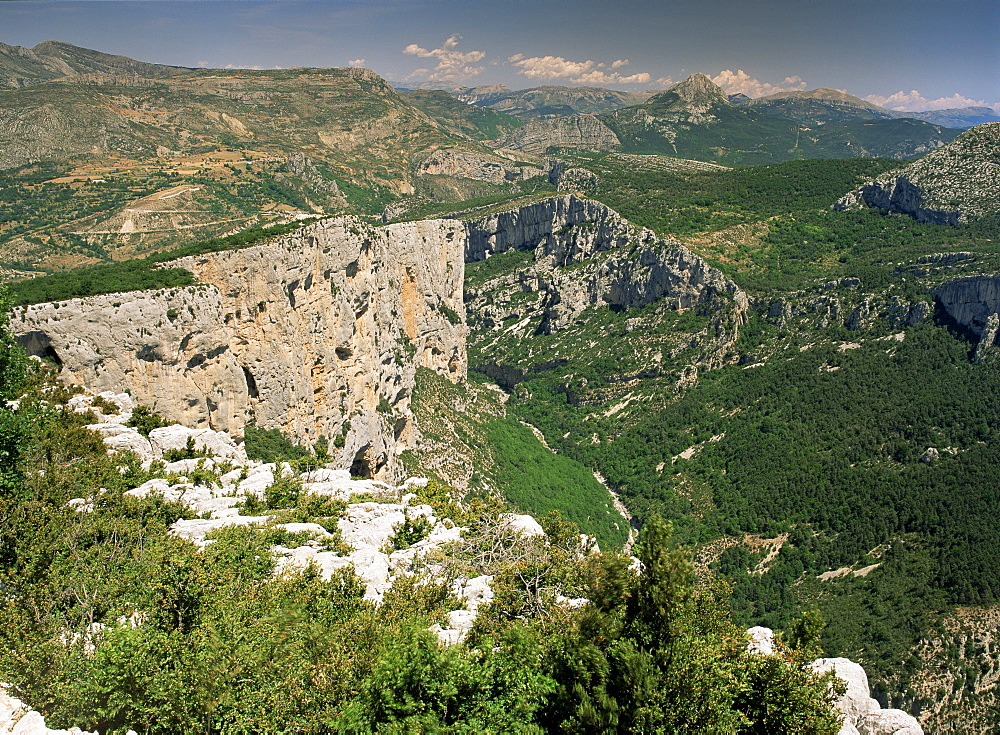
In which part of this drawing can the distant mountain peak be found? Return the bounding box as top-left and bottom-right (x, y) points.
(668, 73), (728, 104)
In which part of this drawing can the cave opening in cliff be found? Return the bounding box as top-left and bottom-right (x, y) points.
(242, 366), (259, 398)
(350, 445), (386, 479)
(350, 445), (373, 478)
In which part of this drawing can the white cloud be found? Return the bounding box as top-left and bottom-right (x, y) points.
(402, 34), (485, 82)
(710, 69), (807, 98)
(508, 54), (595, 80)
(864, 89), (998, 112)
(347, 58), (367, 67)
(508, 54), (653, 86)
(223, 63), (264, 70)
(574, 70), (652, 85)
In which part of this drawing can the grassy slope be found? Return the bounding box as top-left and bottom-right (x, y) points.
(402, 368), (629, 549)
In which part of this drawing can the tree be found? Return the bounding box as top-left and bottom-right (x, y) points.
(0, 289), (27, 497)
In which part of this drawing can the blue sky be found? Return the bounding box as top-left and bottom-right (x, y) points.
(2, 0), (997, 111)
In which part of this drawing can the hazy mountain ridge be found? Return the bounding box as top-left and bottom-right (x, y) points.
(454, 83), (656, 119)
(599, 74), (960, 164)
(737, 88), (1000, 130)
(0, 39), (189, 88)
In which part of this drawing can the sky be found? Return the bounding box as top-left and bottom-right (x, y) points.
(1, 0), (997, 112)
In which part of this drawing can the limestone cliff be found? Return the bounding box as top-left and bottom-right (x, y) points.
(466, 194), (748, 335)
(933, 275), (1000, 337)
(13, 216), (466, 480)
(463, 195), (749, 385)
(490, 114), (621, 154)
(836, 123), (1000, 223)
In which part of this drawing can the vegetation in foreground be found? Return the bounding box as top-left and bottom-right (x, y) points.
(0, 295), (844, 733)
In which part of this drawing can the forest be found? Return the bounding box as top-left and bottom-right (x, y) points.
(457, 154), (1000, 711)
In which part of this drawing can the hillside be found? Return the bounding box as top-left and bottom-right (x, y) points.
(0, 39), (188, 88)
(455, 83), (655, 119)
(837, 122), (1000, 223)
(397, 89), (523, 140)
(0, 61), (540, 276)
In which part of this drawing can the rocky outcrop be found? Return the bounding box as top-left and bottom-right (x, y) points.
(835, 177), (961, 226)
(490, 114), (620, 154)
(465, 193), (634, 262)
(742, 630), (924, 734)
(13, 216), (467, 480)
(274, 153), (347, 209)
(836, 123), (1000, 222)
(415, 148), (544, 185)
(465, 194), (748, 337)
(933, 275), (1000, 336)
(810, 658), (923, 735)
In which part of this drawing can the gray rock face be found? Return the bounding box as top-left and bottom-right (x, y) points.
(416, 148), (544, 185)
(976, 312), (1000, 363)
(856, 709), (924, 735)
(491, 114), (621, 154)
(466, 194), (748, 338)
(933, 275), (1000, 336)
(809, 657), (923, 735)
(13, 215), (467, 480)
(835, 176), (961, 225)
(466, 193), (636, 262)
(836, 122), (1000, 222)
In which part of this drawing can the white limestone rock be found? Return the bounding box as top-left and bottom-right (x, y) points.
(506, 514), (546, 537)
(169, 514), (272, 545)
(811, 658), (881, 721)
(457, 575), (495, 611)
(148, 425), (247, 464)
(747, 625), (775, 655)
(276, 522), (335, 538)
(0, 686), (96, 735)
(856, 710), (923, 735)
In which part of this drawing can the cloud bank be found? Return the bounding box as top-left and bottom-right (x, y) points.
(507, 54), (652, 85)
(864, 89), (1000, 113)
(710, 69), (807, 98)
(403, 34), (484, 82)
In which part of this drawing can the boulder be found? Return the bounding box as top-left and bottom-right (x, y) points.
(856, 709), (924, 735)
(746, 625), (775, 655)
(506, 514), (546, 537)
(148, 425), (248, 464)
(811, 658), (881, 721)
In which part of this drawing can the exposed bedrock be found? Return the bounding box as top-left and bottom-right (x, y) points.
(934, 275), (1000, 336)
(13, 216), (467, 480)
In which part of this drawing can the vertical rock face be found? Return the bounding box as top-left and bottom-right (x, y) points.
(934, 276), (1000, 335)
(465, 193), (636, 262)
(13, 216), (467, 480)
(465, 194), (749, 337)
